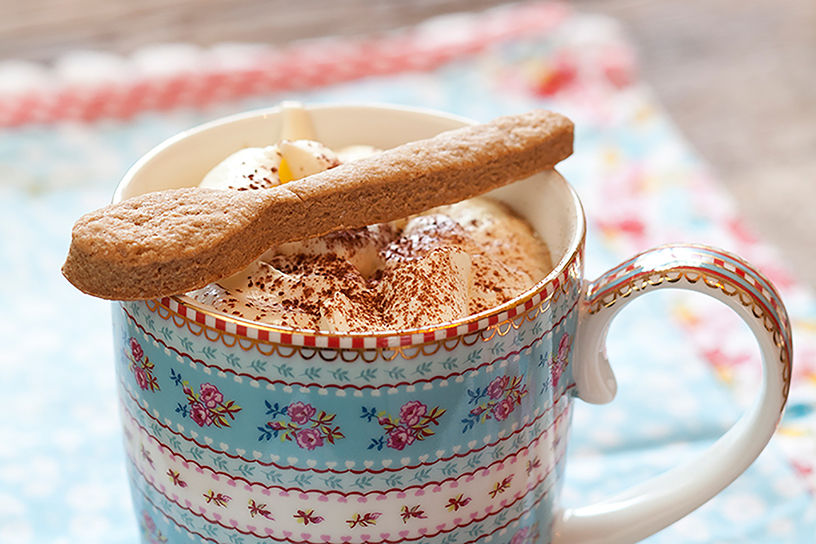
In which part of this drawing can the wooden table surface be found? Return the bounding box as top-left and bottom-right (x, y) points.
(576, 0), (816, 289)
(3, 0), (814, 286)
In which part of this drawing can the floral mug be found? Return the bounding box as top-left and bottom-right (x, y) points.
(112, 104), (791, 544)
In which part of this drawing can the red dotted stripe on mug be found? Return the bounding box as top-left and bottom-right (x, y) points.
(703, 250), (788, 328)
(0, 2), (568, 127)
(593, 244), (787, 329)
(156, 258), (577, 350)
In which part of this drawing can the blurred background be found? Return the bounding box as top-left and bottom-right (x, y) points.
(1, 0), (814, 284)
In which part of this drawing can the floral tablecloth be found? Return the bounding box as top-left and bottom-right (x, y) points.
(1, 2), (815, 543)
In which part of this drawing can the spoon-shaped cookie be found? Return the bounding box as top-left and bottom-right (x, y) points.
(62, 109), (573, 301)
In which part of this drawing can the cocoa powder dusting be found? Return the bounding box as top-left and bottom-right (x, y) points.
(193, 197), (552, 332)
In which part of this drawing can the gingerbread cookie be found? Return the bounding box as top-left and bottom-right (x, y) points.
(62, 109), (573, 300)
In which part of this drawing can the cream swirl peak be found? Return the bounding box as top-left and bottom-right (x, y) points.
(200, 102), (347, 190)
(187, 104), (553, 332)
(190, 198), (551, 332)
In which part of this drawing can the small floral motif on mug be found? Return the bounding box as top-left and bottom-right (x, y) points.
(509, 523), (541, 544)
(525, 456), (541, 475)
(488, 475), (514, 498)
(362, 401), (446, 451)
(445, 493), (472, 511)
(248, 499), (274, 520)
(461, 375), (528, 433)
(170, 369), (242, 428)
(140, 444), (154, 468)
(347, 512), (381, 528)
(400, 505), (427, 523)
(167, 469), (187, 488)
(140, 510), (167, 544)
(550, 332), (571, 389)
(127, 337), (159, 392)
(294, 509), (324, 525)
(258, 401), (344, 450)
(203, 490), (231, 507)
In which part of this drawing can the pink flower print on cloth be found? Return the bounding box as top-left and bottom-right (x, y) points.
(258, 401), (344, 450)
(362, 401), (446, 451)
(461, 374), (528, 433)
(169, 369), (241, 428)
(126, 337), (159, 392)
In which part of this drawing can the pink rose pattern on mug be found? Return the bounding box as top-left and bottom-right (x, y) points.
(115, 252), (582, 544)
(259, 401), (345, 451)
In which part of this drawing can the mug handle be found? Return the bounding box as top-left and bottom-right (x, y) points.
(552, 244), (792, 544)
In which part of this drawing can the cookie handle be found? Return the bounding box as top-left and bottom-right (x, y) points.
(552, 244), (792, 544)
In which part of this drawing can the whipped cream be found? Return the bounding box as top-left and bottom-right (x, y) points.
(188, 104), (552, 332)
